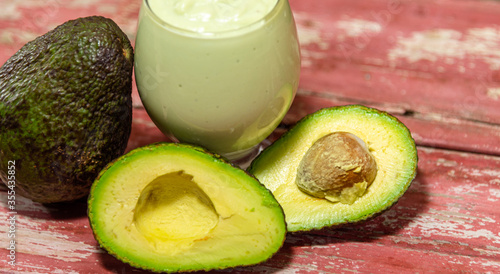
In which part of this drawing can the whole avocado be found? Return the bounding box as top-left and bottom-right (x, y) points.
(0, 16), (134, 203)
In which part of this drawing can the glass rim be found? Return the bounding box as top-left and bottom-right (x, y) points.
(143, 0), (285, 38)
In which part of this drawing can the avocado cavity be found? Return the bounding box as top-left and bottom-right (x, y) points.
(133, 171), (219, 252)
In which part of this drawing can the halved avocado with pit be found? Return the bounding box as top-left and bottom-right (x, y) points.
(88, 142), (286, 272)
(248, 105), (418, 232)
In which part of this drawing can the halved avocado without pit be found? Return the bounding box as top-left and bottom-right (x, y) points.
(248, 105), (418, 232)
(88, 142), (286, 272)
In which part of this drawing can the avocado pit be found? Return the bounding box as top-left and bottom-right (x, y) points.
(295, 132), (378, 204)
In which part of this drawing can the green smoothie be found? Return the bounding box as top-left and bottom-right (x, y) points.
(135, 0), (300, 159)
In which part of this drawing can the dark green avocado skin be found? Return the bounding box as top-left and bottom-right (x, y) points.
(0, 16), (134, 203)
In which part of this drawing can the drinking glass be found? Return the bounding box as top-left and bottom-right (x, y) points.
(134, 0), (301, 162)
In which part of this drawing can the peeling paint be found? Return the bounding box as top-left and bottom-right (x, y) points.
(0, 2), (22, 20)
(489, 188), (500, 200)
(336, 18), (382, 40)
(428, 209), (495, 223)
(388, 27), (500, 70)
(487, 87), (500, 100)
(461, 167), (500, 180)
(66, 0), (101, 8)
(97, 4), (118, 14)
(0, 31), (14, 45)
(0, 29), (39, 46)
(450, 183), (490, 197)
(436, 158), (458, 167)
(0, 212), (98, 262)
(476, 259), (500, 268)
(408, 213), (500, 244)
(294, 12), (329, 67)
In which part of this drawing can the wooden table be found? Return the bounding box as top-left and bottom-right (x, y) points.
(1, 0), (499, 273)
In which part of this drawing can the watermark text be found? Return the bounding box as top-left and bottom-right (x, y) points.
(6, 160), (16, 266)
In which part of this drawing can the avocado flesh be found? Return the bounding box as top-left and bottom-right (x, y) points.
(248, 105), (418, 232)
(0, 16), (133, 203)
(88, 143), (286, 272)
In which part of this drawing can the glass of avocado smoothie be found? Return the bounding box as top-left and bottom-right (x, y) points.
(134, 0), (301, 162)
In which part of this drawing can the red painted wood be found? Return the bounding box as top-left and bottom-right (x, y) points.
(290, 0), (500, 123)
(1, 0), (500, 273)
